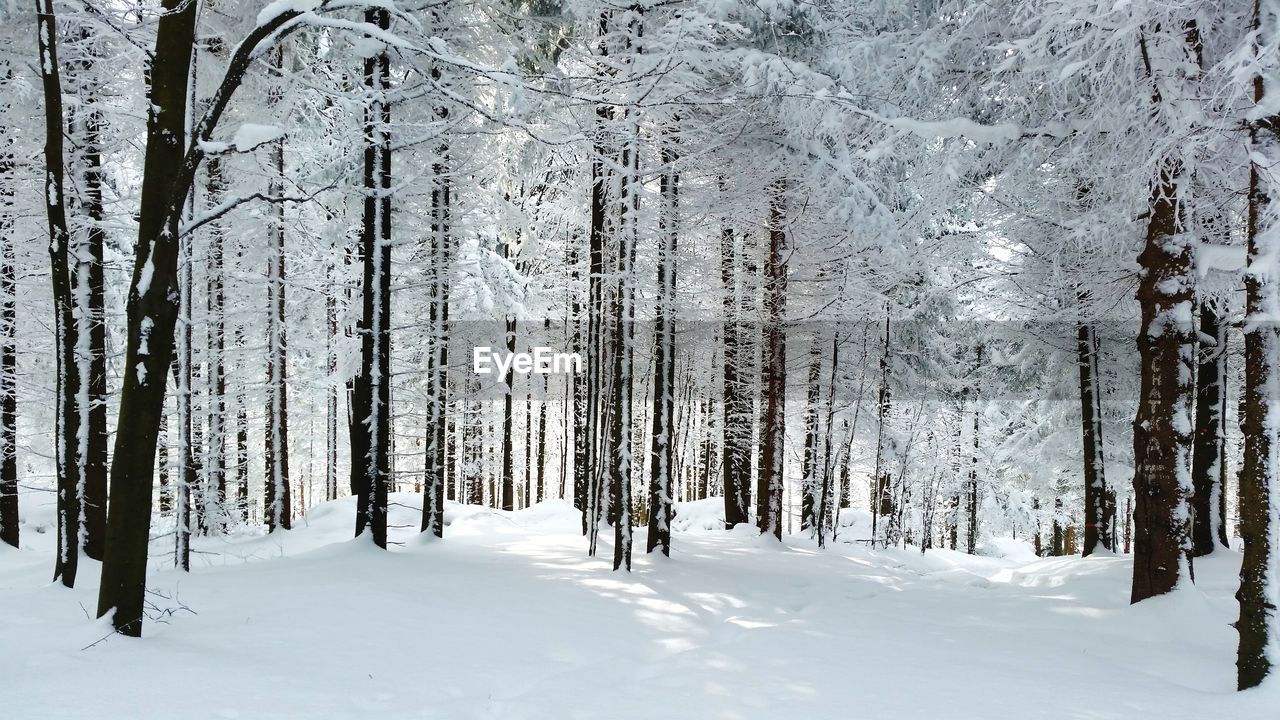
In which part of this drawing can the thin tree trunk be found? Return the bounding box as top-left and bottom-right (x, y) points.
(204, 157), (228, 532)
(756, 179), (787, 541)
(1191, 299), (1229, 555)
(36, 0), (82, 588)
(0, 138), (15, 549)
(325, 249), (339, 502)
(966, 346), (981, 555)
(1079, 319), (1115, 555)
(584, 17), (611, 552)
(72, 24), (109, 561)
(350, 7), (392, 548)
(720, 178), (750, 528)
(422, 121), (450, 537)
(647, 134), (677, 556)
(1236, 4), (1280, 686)
(871, 316), (892, 547)
(263, 45), (291, 532)
(501, 314), (517, 512)
(800, 335), (822, 534)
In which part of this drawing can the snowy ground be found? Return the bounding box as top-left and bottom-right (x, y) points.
(1, 494), (1276, 720)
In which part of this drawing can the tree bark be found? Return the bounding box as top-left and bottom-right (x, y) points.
(71, 23), (109, 561)
(1191, 299), (1229, 555)
(1237, 0), (1280, 687)
(720, 178), (751, 529)
(801, 335), (822, 534)
(1079, 319), (1115, 555)
(0, 135), (15, 549)
(36, 0), (82, 588)
(205, 156), (228, 532)
(422, 113), (450, 537)
(350, 7), (393, 548)
(756, 179), (787, 540)
(263, 44), (291, 532)
(1128, 23), (1199, 606)
(647, 135), (677, 556)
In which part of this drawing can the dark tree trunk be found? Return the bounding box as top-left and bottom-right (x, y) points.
(1128, 27), (1198, 606)
(350, 7), (393, 548)
(966, 346), (982, 555)
(756, 180), (787, 540)
(326, 267), (339, 503)
(95, 0), (197, 633)
(1079, 320), (1115, 555)
(422, 122), (450, 537)
(501, 315), (517, 512)
(536, 320), (549, 504)
(871, 316), (892, 547)
(720, 177), (750, 529)
(205, 157), (228, 531)
(264, 45), (291, 532)
(74, 24), (109, 561)
(1237, 13), (1280, 686)
(1191, 299), (1229, 556)
(93, 0), (317, 635)
(1033, 498), (1042, 557)
(36, 0), (82, 589)
(646, 135), (677, 556)
(0, 108), (17, 549)
(157, 412), (170, 513)
(610, 103), (639, 572)
(800, 337), (822, 534)
(816, 334), (840, 548)
(584, 31), (610, 551)
(174, 226), (194, 570)
(1052, 497), (1064, 557)
(571, 240), (589, 522)
(1130, 157), (1195, 602)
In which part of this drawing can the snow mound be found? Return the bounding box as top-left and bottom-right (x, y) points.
(671, 497), (724, 531)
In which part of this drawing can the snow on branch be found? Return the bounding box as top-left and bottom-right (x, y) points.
(197, 124), (285, 155)
(180, 184), (335, 238)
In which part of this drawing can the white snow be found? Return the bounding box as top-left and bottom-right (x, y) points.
(230, 123), (285, 152)
(256, 0), (323, 26)
(1, 492), (1276, 718)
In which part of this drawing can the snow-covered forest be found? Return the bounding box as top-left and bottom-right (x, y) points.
(2, 0), (1280, 716)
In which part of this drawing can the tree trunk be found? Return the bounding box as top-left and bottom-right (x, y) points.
(174, 221), (194, 570)
(350, 7), (393, 548)
(0, 137), (15, 549)
(1191, 299), (1229, 555)
(966, 346), (982, 555)
(72, 23), (109, 561)
(871, 316), (892, 547)
(205, 157), (228, 532)
(1128, 26), (1199, 606)
(800, 336), (822, 534)
(647, 134), (677, 556)
(36, 0), (82, 588)
(1130, 160), (1196, 601)
(756, 179), (787, 540)
(1079, 319), (1115, 555)
(500, 314), (517, 512)
(720, 177), (751, 529)
(1237, 5), (1280, 686)
(584, 19), (611, 552)
(422, 121), (450, 537)
(95, 0), (197, 633)
(263, 45), (291, 532)
(610, 103), (639, 572)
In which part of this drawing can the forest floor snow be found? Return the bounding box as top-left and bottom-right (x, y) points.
(1, 493), (1276, 719)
